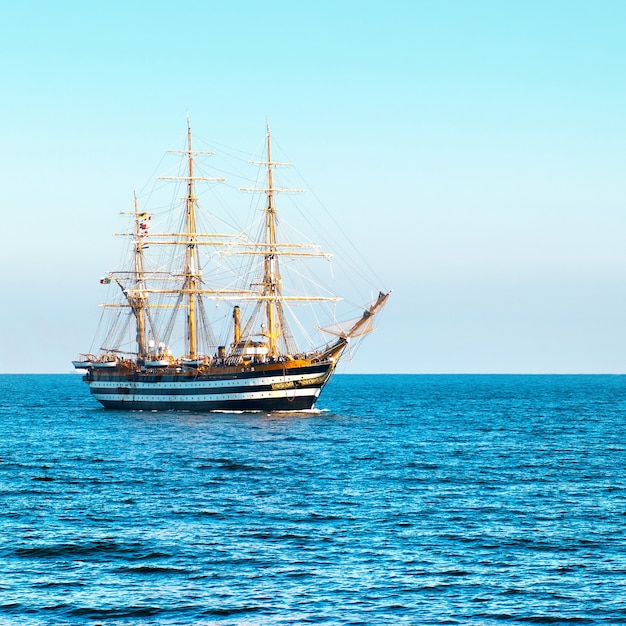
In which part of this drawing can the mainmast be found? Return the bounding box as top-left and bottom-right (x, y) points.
(185, 121), (200, 359)
(158, 118), (225, 359)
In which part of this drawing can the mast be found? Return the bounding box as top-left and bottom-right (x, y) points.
(158, 117), (225, 359)
(106, 193), (155, 360)
(132, 192), (148, 359)
(185, 120), (199, 359)
(264, 126), (280, 355)
(239, 125), (310, 356)
(253, 125), (305, 356)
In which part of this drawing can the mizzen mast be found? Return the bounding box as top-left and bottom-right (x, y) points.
(131, 192), (148, 359)
(109, 192), (153, 360)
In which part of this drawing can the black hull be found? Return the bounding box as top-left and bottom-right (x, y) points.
(97, 395), (317, 412)
(85, 361), (334, 412)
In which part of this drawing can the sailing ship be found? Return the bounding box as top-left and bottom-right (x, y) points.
(73, 121), (389, 411)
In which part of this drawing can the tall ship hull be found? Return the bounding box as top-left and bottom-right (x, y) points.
(74, 120), (389, 412)
(84, 360), (335, 411)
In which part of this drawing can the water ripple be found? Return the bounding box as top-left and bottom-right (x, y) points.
(1, 374), (626, 623)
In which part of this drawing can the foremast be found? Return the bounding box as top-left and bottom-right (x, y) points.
(262, 126), (287, 356)
(245, 125), (305, 357)
(238, 125), (390, 363)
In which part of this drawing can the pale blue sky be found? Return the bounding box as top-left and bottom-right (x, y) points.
(1, 0), (626, 373)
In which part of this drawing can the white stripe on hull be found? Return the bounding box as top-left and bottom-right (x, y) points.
(88, 369), (325, 392)
(89, 386), (321, 405)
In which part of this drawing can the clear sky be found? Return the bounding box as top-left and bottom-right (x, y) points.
(1, 0), (626, 374)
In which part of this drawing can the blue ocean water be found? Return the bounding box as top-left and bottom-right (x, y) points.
(1, 374), (625, 624)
